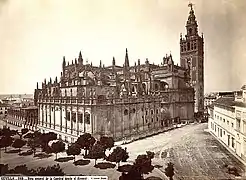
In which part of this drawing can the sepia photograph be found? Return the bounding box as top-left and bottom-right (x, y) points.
(0, 0), (246, 179)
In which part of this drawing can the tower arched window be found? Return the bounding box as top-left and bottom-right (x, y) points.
(189, 28), (192, 34)
(187, 42), (190, 51)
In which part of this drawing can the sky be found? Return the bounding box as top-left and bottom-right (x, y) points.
(0, 0), (245, 94)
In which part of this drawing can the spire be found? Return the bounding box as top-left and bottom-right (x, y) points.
(55, 76), (58, 83)
(50, 77), (52, 83)
(63, 56), (66, 67)
(124, 48), (129, 68)
(138, 59), (140, 66)
(44, 78), (46, 85)
(36, 82), (39, 89)
(78, 51), (83, 64)
(75, 58), (77, 64)
(186, 2), (198, 35)
(99, 60), (102, 68)
(112, 57), (115, 66)
(72, 60), (74, 65)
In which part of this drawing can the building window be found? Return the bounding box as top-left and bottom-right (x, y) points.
(146, 111), (148, 115)
(227, 120), (229, 125)
(151, 110), (154, 115)
(220, 129), (222, 137)
(157, 117), (158, 121)
(224, 131), (225, 135)
(156, 109), (159, 114)
(124, 109), (128, 115)
(72, 112), (76, 122)
(220, 117), (222, 121)
(151, 118), (153, 122)
(232, 137), (235, 148)
(78, 113), (83, 123)
(223, 118), (225, 123)
(132, 108), (136, 113)
(51, 107), (54, 112)
(232, 123), (234, 128)
(66, 111), (70, 121)
(85, 112), (90, 124)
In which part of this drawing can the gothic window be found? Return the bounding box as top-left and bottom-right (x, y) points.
(194, 43), (197, 49)
(151, 110), (154, 115)
(187, 42), (190, 51)
(51, 107), (54, 112)
(132, 108), (136, 113)
(85, 112), (90, 124)
(189, 28), (192, 34)
(181, 46), (183, 52)
(146, 111), (148, 115)
(142, 83), (147, 94)
(78, 113), (83, 123)
(156, 109), (159, 114)
(72, 112), (76, 122)
(124, 109), (128, 115)
(191, 43), (194, 50)
(66, 111), (70, 121)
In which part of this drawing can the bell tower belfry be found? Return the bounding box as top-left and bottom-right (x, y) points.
(180, 2), (204, 114)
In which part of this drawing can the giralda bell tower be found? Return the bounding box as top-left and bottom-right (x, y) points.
(180, 3), (204, 115)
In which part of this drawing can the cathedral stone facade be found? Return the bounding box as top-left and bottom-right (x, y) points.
(35, 5), (203, 142)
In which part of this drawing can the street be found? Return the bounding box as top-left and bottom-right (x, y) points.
(0, 120), (245, 180)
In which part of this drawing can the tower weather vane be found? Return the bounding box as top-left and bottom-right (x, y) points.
(188, 2), (194, 10)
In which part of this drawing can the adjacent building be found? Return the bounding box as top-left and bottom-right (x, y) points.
(34, 5), (203, 143)
(0, 103), (8, 116)
(208, 85), (246, 164)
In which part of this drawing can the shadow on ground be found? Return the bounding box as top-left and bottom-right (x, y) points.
(73, 159), (90, 166)
(55, 157), (74, 163)
(94, 162), (116, 169)
(5, 149), (21, 154)
(34, 152), (52, 159)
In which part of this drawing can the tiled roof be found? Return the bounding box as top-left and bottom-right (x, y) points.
(0, 103), (8, 107)
(22, 106), (38, 110)
(214, 97), (246, 108)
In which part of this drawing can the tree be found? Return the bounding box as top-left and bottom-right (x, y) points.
(146, 151), (155, 159)
(107, 146), (129, 167)
(0, 164), (8, 175)
(40, 132), (57, 151)
(66, 143), (81, 162)
(165, 162), (174, 180)
(12, 139), (26, 152)
(2, 127), (12, 137)
(98, 136), (114, 153)
(23, 133), (34, 139)
(133, 154), (154, 178)
(76, 133), (95, 156)
(27, 138), (40, 156)
(87, 143), (105, 165)
(51, 141), (65, 160)
(21, 128), (29, 135)
(17, 128), (29, 139)
(0, 136), (13, 152)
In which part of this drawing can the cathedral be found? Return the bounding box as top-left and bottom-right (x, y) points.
(34, 4), (204, 142)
